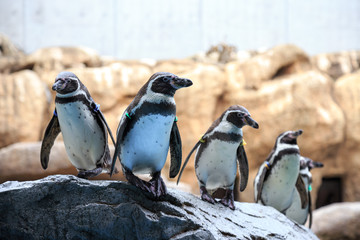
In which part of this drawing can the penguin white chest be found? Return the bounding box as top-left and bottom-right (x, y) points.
(261, 154), (300, 212)
(121, 114), (174, 174)
(195, 139), (238, 191)
(56, 102), (105, 170)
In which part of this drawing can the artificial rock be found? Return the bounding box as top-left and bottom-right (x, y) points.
(0, 175), (319, 240)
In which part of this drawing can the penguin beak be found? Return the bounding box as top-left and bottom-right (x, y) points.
(52, 79), (66, 91)
(171, 77), (193, 89)
(244, 116), (259, 129)
(290, 129), (303, 138)
(309, 161), (324, 169)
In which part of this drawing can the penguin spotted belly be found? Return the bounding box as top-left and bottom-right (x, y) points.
(261, 154), (300, 212)
(121, 114), (174, 174)
(56, 102), (105, 170)
(196, 139), (238, 191)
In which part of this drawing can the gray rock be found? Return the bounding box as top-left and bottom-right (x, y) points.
(312, 202), (360, 240)
(0, 175), (318, 240)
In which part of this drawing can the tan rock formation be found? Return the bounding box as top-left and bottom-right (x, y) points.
(334, 71), (360, 201)
(237, 44), (312, 89)
(0, 142), (125, 183)
(27, 46), (102, 86)
(0, 142), (72, 182)
(0, 70), (49, 148)
(312, 51), (360, 79)
(0, 34), (27, 74)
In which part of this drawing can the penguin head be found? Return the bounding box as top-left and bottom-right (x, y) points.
(52, 71), (81, 94)
(278, 129), (303, 145)
(148, 72), (193, 96)
(300, 157), (324, 171)
(225, 105), (259, 129)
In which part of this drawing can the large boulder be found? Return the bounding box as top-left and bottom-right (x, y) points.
(312, 202), (360, 240)
(0, 70), (49, 148)
(0, 175), (319, 240)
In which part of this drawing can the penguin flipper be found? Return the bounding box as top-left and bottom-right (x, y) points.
(237, 145), (249, 192)
(169, 121), (182, 178)
(295, 175), (308, 209)
(255, 165), (268, 202)
(96, 109), (116, 146)
(176, 140), (202, 184)
(40, 113), (61, 169)
(110, 113), (130, 176)
(308, 191), (313, 228)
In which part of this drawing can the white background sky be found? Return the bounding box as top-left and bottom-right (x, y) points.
(1, 0), (359, 59)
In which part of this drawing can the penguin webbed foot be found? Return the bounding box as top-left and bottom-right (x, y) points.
(200, 186), (216, 204)
(149, 171), (167, 198)
(77, 167), (103, 179)
(123, 168), (152, 193)
(220, 189), (235, 210)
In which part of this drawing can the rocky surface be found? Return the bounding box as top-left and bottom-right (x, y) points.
(312, 202), (360, 240)
(0, 175), (318, 240)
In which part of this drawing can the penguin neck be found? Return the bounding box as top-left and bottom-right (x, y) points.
(215, 121), (243, 135)
(204, 121), (243, 143)
(130, 90), (176, 116)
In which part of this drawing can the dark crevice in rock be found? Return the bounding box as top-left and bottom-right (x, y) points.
(219, 229), (237, 237)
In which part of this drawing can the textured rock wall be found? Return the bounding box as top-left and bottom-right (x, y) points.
(0, 175), (319, 240)
(1, 38), (360, 205)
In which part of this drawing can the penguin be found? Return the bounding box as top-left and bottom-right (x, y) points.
(177, 105), (259, 210)
(285, 156), (323, 227)
(110, 72), (192, 198)
(254, 130), (309, 213)
(40, 71), (116, 179)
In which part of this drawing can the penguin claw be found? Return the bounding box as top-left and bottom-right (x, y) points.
(149, 172), (167, 198)
(77, 167), (103, 179)
(200, 186), (216, 204)
(123, 168), (152, 192)
(220, 189), (235, 210)
(201, 193), (216, 204)
(220, 198), (235, 210)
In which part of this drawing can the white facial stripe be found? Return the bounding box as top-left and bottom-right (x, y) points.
(130, 78), (175, 115)
(152, 74), (169, 81)
(56, 88), (89, 102)
(204, 110), (243, 138)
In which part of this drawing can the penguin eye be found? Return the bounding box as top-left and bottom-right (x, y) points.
(237, 112), (244, 117)
(162, 76), (170, 83)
